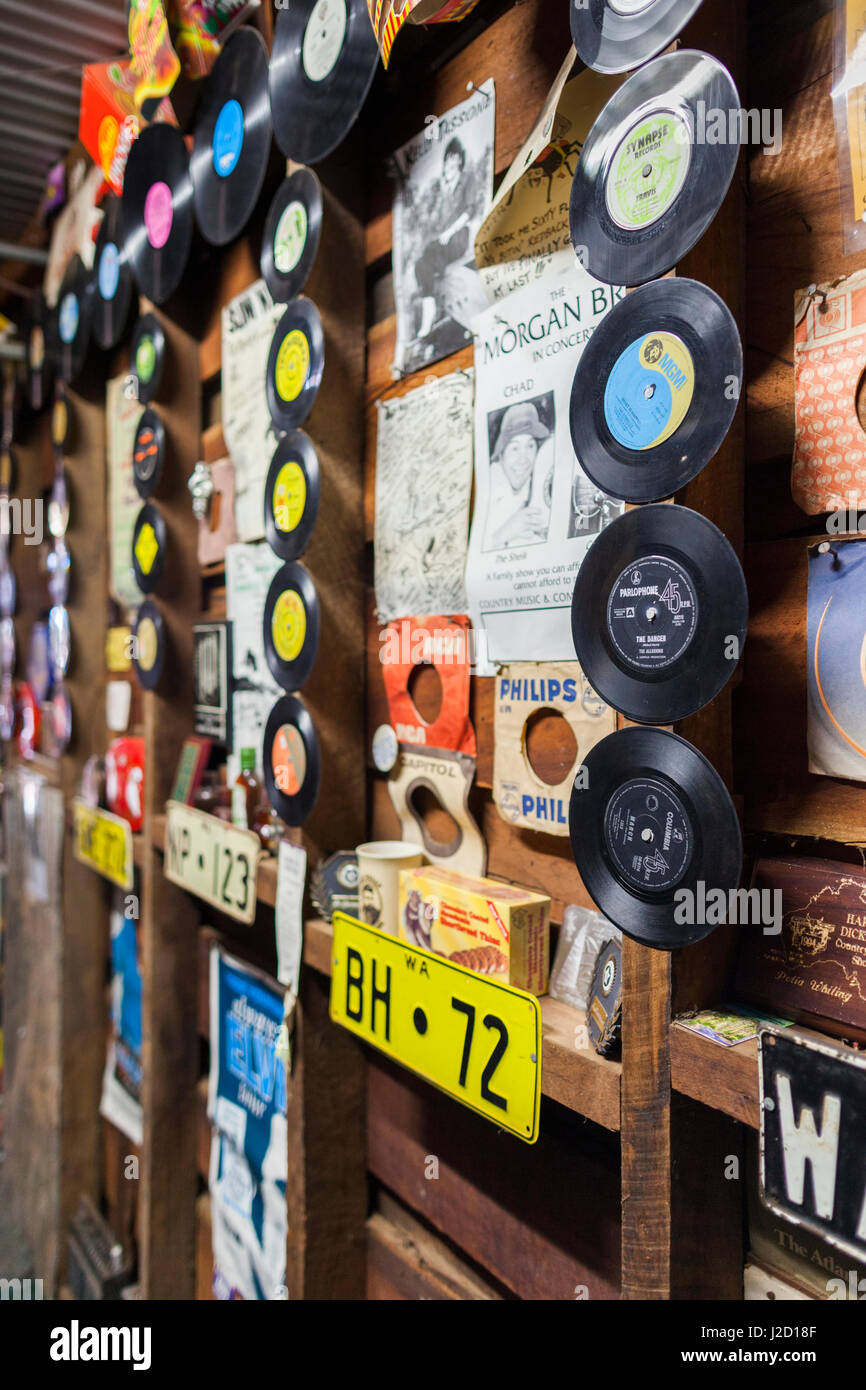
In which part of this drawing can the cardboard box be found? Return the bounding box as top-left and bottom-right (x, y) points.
(398, 864), (549, 995)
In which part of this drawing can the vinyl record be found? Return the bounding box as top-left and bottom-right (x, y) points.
(570, 50), (740, 286)
(123, 122), (195, 304)
(132, 407), (166, 498)
(93, 194), (135, 350)
(190, 27), (273, 247)
(0, 444), (15, 494)
(48, 468), (70, 538)
(27, 621), (51, 702)
(0, 560), (16, 618)
(265, 297), (324, 432)
(0, 617), (15, 676)
(47, 539), (70, 605)
(263, 559), (320, 689)
(132, 598), (166, 690)
(131, 502), (167, 595)
(268, 0), (379, 165)
(263, 430), (320, 559)
(569, 278), (742, 502)
(260, 167), (323, 302)
(263, 692), (321, 825)
(571, 503), (747, 724)
(130, 314), (166, 405)
(48, 603), (70, 681)
(571, 0), (705, 75)
(54, 255), (95, 384)
(569, 725), (742, 950)
(26, 291), (53, 413)
(51, 384), (71, 451)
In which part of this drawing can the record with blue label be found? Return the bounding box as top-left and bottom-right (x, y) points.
(53, 255), (95, 384)
(190, 27), (273, 247)
(806, 540), (866, 781)
(570, 278), (742, 502)
(571, 0), (705, 75)
(93, 195), (135, 350)
(123, 123), (195, 304)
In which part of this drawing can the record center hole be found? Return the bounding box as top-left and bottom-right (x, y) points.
(408, 784), (460, 852)
(408, 663), (443, 724)
(642, 162), (653, 178)
(525, 708), (578, 786)
(646, 605), (658, 623)
(644, 383), (655, 400)
(641, 827), (654, 842)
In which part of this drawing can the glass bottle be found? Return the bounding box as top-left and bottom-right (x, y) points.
(232, 748), (260, 829)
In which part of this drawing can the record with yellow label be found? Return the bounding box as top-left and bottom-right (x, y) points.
(263, 559), (320, 690)
(265, 296), (324, 433)
(131, 502), (167, 595)
(132, 598), (166, 690)
(51, 384), (71, 451)
(263, 692), (321, 824)
(263, 429), (320, 560)
(569, 278), (742, 503)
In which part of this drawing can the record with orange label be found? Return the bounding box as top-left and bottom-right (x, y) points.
(265, 297), (324, 433)
(262, 559), (320, 689)
(132, 407), (167, 498)
(263, 693), (321, 824)
(379, 615), (475, 755)
(263, 430), (320, 560)
(131, 502), (167, 595)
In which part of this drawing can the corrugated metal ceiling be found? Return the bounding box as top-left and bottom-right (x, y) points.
(0, 0), (129, 245)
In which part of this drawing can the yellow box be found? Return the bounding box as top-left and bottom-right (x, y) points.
(398, 864), (549, 996)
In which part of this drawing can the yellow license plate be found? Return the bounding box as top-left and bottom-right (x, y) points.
(164, 801), (260, 924)
(73, 799), (134, 890)
(330, 913), (541, 1143)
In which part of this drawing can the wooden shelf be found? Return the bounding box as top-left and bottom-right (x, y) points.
(670, 1025), (759, 1129)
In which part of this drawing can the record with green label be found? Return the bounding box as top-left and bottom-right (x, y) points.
(260, 167), (323, 303)
(130, 314), (166, 405)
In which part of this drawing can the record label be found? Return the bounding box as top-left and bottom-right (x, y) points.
(132, 408), (166, 498)
(59, 292), (80, 344)
(48, 471), (69, 537)
(272, 721), (307, 793)
(264, 430), (321, 559)
(54, 256), (94, 384)
(275, 202), (308, 274)
(604, 332), (694, 449)
(604, 108), (692, 231)
(135, 522), (159, 575)
(98, 242), (120, 300)
(303, 0), (347, 81)
(273, 461), (306, 532)
(263, 560), (320, 689)
(271, 588), (307, 664)
(52, 391), (69, 449)
(266, 299), (324, 431)
(123, 124), (194, 303)
(263, 693), (321, 824)
(131, 315), (166, 405)
(94, 196), (134, 350)
(603, 776), (692, 891)
(49, 604), (71, 680)
(136, 334), (156, 385)
(275, 329), (310, 402)
(607, 555), (698, 669)
(137, 614), (159, 671)
(133, 599), (166, 690)
(144, 181), (174, 248)
(213, 98), (244, 176)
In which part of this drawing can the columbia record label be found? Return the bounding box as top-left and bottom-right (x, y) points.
(93, 195), (134, 349)
(190, 28), (273, 247)
(123, 123), (195, 304)
(133, 598), (166, 690)
(569, 278), (742, 502)
(571, 503), (747, 723)
(130, 314), (166, 405)
(263, 559), (320, 690)
(571, 0), (706, 75)
(569, 726), (742, 949)
(261, 167), (323, 303)
(263, 693), (321, 825)
(131, 502), (167, 595)
(570, 50), (740, 286)
(54, 255), (95, 384)
(263, 429), (320, 560)
(132, 407), (166, 498)
(268, 0), (379, 165)
(265, 297), (324, 432)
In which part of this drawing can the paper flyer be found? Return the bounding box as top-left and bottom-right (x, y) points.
(221, 280), (284, 542)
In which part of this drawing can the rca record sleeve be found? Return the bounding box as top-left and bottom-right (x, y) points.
(570, 50), (740, 286)
(569, 725), (742, 950)
(571, 0), (705, 75)
(571, 502), (747, 724)
(569, 277), (742, 502)
(123, 123), (195, 304)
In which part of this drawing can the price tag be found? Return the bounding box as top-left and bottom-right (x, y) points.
(330, 912), (542, 1143)
(73, 799), (134, 891)
(164, 801), (260, 924)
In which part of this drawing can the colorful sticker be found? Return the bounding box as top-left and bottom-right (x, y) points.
(275, 329), (310, 403)
(213, 97), (245, 178)
(603, 331), (694, 450)
(274, 200), (308, 275)
(302, 0), (347, 82)
(604, 108), (692, 231)
(271, 588), (306, 664)
(136, 335), (156, 384)
(272, 722), (307, 795)
(99, 242), (121, 300)
(144, 180), (174, 249)
(134, 521), (159, 576)
(137, 615), (158, 671)
(59, 293), (80, 345)
(273, 461), (306, 533)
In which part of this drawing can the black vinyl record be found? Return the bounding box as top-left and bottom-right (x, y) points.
(265, 297), (324, 432)
(93, 194), (135, 350)
(26, 291), (53, 412)
(131, 501), (167, 595)
(263, 692), (321, 825)
(0, 444), (16, 494)
(132, 407), (167, 498)
(263, 430), (321, 560)
(260, 167), (323, 302)
(133, 598), (166, 690)
(51, 383), (71, 451)
(130, 313), (166, 405)
(191, 27), (273, 247)
(268, 0), (379, 165)
(263, 559), (320, 690)
(122, 122), (195, 304)
(569, 725), (742, 950)
(571, 0), (705, 74)
(53, 255), (95, 384)
(571, 503), (747, 724)
(569, 278), (742, 502)
(570, 50), (740, 286)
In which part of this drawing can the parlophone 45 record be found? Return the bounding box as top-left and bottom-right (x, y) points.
(264, 429), (321, 560)
(571, 503), (747, 724)
(570, 278), (742, 502)
(54, 255), (95, 385)
(261, 167), (323, 303)
(263, 693), (321, 825)
(123, 123), (195, 304)
(570, 50), (740, 286)
(268, 0), (379, 165)
(569, 725), (742, 950)
(93, 194), (135, 350)
(190, 27), (273, 247)
(266, 297), (324, 432)
(571, 0), (706, 75)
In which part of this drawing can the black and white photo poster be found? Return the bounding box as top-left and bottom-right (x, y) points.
(391, 80), (495, 376)
(465, 263), (626, 665)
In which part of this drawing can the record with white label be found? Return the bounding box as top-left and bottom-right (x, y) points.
(54, 255), (95, 384)
(93, 194), (135, 350)
(262, 559), (320, 690)
(263, 693), (321, 824)
(569, 278), (742, 502)
(130, 314), (166, 406)
(122, 122), (195, 304)
(569, 725), (742, 949)
(190, 27), (273, 247)
(133, 598), (166, 691)
(265, 297), (324, 432)
(268, 0), (379, 165)
(571, 503), (747, 724)
(569, 50), (740, 286)
(260, 167), (323, 303)
(263, 429), (320, 560)
(571, 0), (705, 75)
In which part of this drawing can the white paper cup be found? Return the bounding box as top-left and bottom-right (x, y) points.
(356, 840), (424, 935)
